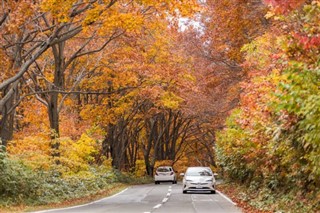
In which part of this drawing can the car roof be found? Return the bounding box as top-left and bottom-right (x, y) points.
(186, 166), (212, 170)
(187, 166), (210, 168)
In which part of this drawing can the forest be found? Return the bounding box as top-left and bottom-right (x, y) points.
(0, 0), (319, 212)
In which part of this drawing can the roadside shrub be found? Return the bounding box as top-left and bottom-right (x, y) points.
(113, 169), (153, 184)
(0, 146), (119, 206)
(7, 136), (52, 170)
(0, 145), (42, 204)
(58, 134), (101, 176)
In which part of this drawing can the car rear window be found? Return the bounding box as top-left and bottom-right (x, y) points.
(157, 167), (171, 172)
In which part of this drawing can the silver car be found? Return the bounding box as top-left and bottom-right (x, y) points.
(181, 167), (216, 194)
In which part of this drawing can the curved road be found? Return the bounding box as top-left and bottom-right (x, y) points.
(34, 183), (242, 213)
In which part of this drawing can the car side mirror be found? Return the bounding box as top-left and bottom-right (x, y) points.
(180, 173), (185, 176)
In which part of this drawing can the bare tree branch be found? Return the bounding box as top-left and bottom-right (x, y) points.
(0, 12), (8, 26)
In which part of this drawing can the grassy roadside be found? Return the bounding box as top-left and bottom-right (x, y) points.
(217, 182), (319, 213)
(1, 183), (128, 213)
(216, 183), (271, 213)
(1, 148), (154, 213)
(0, 173), (154, 213)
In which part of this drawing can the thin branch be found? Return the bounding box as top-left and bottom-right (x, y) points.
(24, 86), (138, 96)
(0, 40), (52, 90)
(0, 11), (8, 26)
(65, 30), (125, 67)
(57, 67), (89, 112)
(70, 0), (97, 17)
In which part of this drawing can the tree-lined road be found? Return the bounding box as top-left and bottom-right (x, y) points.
(34, 183), (241, 213)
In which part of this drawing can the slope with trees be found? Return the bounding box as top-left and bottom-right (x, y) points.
(216, 0), (319, 212)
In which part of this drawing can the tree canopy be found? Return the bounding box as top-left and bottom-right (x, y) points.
(0, 0), (319, 212)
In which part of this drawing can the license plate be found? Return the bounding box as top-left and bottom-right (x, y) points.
(196, 185), (202, 189)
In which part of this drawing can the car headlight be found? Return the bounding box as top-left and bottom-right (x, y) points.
(206, 178), (213, 182)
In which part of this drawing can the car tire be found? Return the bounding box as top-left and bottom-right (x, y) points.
(183, 190), (187, 194)
(210, 190), (216, 194)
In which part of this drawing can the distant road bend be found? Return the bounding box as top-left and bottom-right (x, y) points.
(33, 183), (241, 213)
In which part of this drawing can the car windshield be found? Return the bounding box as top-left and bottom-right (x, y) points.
(157, 167), (171, 172)
(186, 168), (212, 176)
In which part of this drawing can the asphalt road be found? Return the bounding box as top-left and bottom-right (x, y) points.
(33, 182), (242, 213)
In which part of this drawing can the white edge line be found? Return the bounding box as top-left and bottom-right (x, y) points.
(32, 188), (129, 213)
(216, 190), (237, 206)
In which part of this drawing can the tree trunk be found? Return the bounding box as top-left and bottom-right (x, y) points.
(0, 41), (23, 147)
(48, 42), (65, 161)
(0, 90), (16, 146)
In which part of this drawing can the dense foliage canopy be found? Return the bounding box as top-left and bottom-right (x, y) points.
(0, 0), (319, 212)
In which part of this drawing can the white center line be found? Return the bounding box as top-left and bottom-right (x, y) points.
(162, 197), (169, 203)
(153, 204), (162, 209)
(147, 185), (173, 213)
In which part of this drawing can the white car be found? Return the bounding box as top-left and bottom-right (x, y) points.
(181, 167), (216, 194)
(154, 166), (177, 184)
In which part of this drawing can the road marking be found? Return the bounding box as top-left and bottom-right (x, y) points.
(216, 190), (237, 206)
(148, 185), (173, 213)
(162, 197), (169, 203)
(31, 188), (129, 213)
(153, 204), (162, 209)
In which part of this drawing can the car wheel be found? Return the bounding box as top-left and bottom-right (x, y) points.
(210, 190), (216, 194)
(183, 190), (187, 194)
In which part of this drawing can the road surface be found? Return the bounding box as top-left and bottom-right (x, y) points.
(33, 182), (242, 213)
